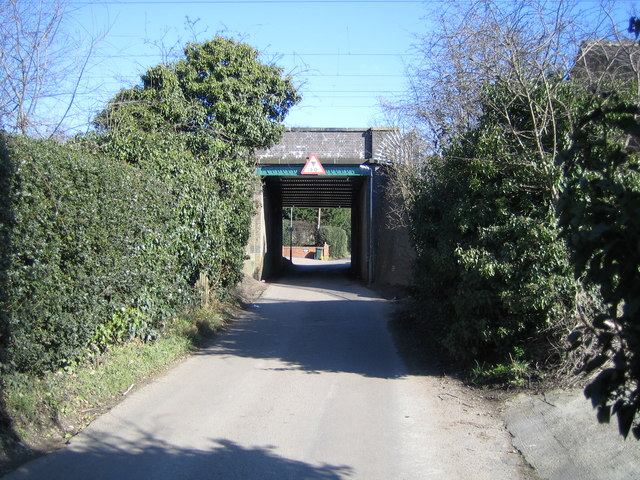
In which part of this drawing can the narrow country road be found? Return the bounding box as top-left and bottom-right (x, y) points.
(4, 259), (531, 480)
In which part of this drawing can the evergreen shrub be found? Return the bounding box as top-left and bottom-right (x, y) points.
(317, 226), (348, 259)
(0, 135), (192, 375)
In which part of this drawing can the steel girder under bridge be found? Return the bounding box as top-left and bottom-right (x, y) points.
(256, 164), (372, 209)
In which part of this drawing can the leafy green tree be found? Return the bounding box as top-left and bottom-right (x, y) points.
(174, 37), (299, 148)
(317, 226), (348, 259)
(286, 208), (317, 224)
(89, 36), (300, 295)
(283, 207), (351, 251)
(94, 36), (299, 152)
(323, 208), (350, 232)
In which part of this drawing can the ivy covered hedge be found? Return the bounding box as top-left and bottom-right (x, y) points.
(89, 129), (254, 297)
(406, 71), (640, 436)
(411, 141), (577, 365)
(0, 36), (300, 376)
(87, 36), (299, 295)
(0, 135), (192, 374)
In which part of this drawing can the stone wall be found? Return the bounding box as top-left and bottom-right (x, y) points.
(242, 180), (267, 280)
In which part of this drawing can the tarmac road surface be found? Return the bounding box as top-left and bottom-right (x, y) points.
(3, 259), (529, 479)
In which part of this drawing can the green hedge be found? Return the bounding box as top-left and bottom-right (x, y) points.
(0, 135), (193, 374)
(317, 226), (348, 259)
(89, 129), (254, 297)
(408, 81), (582, 368)
(0, 36), (295, 378)
(411, 152), (576, 364)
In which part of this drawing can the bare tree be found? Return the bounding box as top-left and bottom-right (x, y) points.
(380, 0), (640, 230)
(395, 0), (626, 186)
(0, 0), (98, 136)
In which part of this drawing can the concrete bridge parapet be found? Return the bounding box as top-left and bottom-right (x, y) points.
(255, 127), (398, 165)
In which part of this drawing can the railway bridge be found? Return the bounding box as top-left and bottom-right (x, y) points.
(243, 127), (414, 286)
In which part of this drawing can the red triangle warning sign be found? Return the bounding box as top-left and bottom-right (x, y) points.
(301, 153), (326, 175)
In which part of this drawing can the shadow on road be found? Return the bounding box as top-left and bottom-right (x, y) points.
(202, 259), (408, 380)
(281, 259), (450, 378)
(205, 296), (405, 380)
(7, 429), (352, 480)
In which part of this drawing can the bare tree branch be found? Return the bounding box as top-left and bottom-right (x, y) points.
(387, 0), (631, 203)
(400, 1), (616, 137)
(375, 128), (428, 229)
(0, 0), (103, 136)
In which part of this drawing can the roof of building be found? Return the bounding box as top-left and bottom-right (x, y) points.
(571, 40), (640, 86)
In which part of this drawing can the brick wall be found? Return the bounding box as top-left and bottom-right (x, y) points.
(282, 244), (330, 260)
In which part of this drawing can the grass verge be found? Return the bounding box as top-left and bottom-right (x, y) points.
(0, 306), (229, 472)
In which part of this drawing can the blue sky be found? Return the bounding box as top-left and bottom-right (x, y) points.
(59, 0), (640, 134)
(66, 0), (429, 131)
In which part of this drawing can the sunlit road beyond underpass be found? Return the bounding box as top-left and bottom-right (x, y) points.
(4, 259), (528, 479)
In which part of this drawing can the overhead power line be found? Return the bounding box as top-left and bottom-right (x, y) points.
(314, 90), (402, 93)
(305, 74), (405, 77)
(73, 0), (613, 4)
(75, 1), (426, 4)
(283, 52), (415, 56)
(294, 105), (383, 109)
(91, 52), (416, 59)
